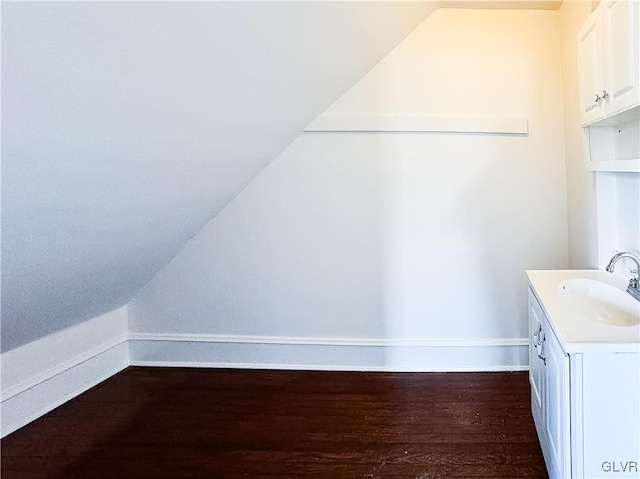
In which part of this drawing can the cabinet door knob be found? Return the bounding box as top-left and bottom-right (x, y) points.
(601, 90), (608, 99)
(594, 93), (602, 103)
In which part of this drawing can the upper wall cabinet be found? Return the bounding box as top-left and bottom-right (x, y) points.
(578, 0), (639, 127)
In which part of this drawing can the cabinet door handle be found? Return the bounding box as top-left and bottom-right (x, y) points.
(537, 351), (546, 365)
(594, 93), (602, 103)
(601, 89), (608, 99)
(533, 325), (542, 346)
(537, 334), (546, 365)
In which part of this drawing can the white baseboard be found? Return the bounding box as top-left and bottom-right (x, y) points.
(1, 342), (129, 438)
(129, 333), (528, 372)
(1, 307), (130, 438)
(1, 322), (529, 437)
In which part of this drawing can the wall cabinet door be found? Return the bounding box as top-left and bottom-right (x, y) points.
(602, 0), (640, 117)
(577, 0), (639, 126)
(578, 7), (605, 125)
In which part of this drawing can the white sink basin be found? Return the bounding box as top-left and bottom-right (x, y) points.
(558, 278), (640, 327)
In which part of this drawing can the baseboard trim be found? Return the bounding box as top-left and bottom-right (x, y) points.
(1, 332), (529, 436)
(129, 333), (528, 373)
(1, 340), (129, 438)
(1, 336), (128, 402)
(1, 307), (130, 438)
(131, 360), (528, 373)
(128, 332), (527, 347)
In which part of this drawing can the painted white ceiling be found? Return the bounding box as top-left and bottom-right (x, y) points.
(1, 1), (441, 351)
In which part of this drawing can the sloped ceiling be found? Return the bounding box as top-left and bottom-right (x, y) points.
(1, 1), (441, 351)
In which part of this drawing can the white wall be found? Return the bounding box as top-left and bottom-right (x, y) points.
(559, 1), (640, 270)
(1, 1), (436, 352)
(613, 175), (640, 253)
(559, 0), (599, 269)
(128, 8), (569, 371)
(595, 172), (640, 267)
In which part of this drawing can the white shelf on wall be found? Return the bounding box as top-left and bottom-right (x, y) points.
(304, 115), (529, 135)
(584, 108), (640, 173)
(587, 159), (640, 172)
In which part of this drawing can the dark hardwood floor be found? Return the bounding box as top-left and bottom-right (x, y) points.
(1, 368), (548, 478)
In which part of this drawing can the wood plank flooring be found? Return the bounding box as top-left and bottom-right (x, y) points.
(1, 368), (548, 478)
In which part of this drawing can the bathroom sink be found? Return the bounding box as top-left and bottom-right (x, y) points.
(558, 278), (640, 327)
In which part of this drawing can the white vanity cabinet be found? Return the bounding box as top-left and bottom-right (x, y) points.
(577, 0), (639, 126)
(528, 286), (640, 479)
(529, 291), (571, 479)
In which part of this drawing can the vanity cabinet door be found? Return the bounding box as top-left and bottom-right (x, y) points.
(529, 292), (544, 429)
(529, 290), (572, 479)
(543, 322), (571, 479)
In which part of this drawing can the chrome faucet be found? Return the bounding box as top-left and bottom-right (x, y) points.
(606, 252), (640, 301)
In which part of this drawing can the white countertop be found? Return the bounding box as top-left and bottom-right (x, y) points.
(526, 269), (640, 354)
